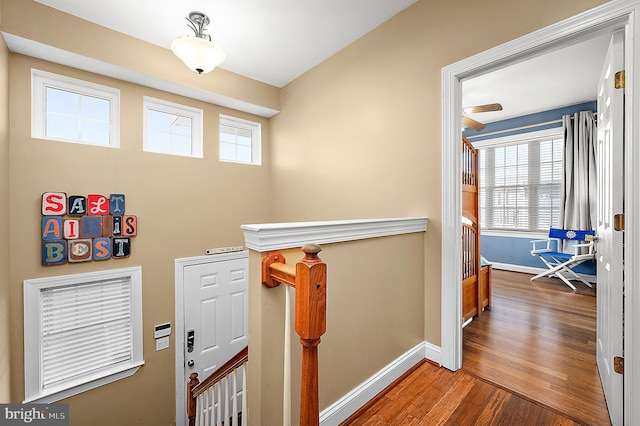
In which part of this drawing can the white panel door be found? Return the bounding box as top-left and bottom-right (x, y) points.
(596, 30), (624, 426)
(183, 255), (248, 411)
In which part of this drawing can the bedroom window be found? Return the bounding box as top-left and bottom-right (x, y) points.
(143, 97), (203, 158)
(219, 115), (262, 165)
(32, 69), (120, 147)
(478, 131), (563, 233)
(23, 267), (144, 403)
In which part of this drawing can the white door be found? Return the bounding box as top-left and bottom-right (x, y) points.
(596, 31), (624, 426)
(183, 253), (249, 417)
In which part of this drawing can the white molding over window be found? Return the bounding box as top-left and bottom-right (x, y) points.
(23, 267), (144, 403)
(31, 68), (120, 147)
(143, 96), (203, 158)
(219, 114), (262, 165)
(241, 217), (428, 252)
(471, 127), (562, 149)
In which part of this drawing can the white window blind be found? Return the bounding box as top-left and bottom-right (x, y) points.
(24, 267), (143, 403)
(479, 136), (563, 232)
(41, 278), (133, 389)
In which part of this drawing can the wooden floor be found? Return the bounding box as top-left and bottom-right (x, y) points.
(344, 361), (584, 425)
(462, 270), (610, 426)
(344, 270), (611, 426)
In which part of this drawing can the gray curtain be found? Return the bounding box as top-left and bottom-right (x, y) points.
(558, 111), (597, 231)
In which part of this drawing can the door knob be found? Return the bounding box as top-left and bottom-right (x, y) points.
(187, 359), (195, 367)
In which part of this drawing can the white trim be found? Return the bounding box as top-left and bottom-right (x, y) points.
(143, 96), (204, 158)
(470, 127), (563, 149)
(174, 251), (249, 426)
(241, 217), (428, 252)
(490, 262), (597, 283)
(442, 1), (640, 424)
(23, 266), (143, 403)
(31, 68), (120, 148)
(482, 229), (548, 239)
(219, 114), (262, 165)
(319, 342), (438, 426)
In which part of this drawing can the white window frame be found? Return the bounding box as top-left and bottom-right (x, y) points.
(23, 267), (144, 403)
(473, 127), (563, 235)
(143, 97), (203, 158)
(219, 114), (262, 165)
(32, 69), (120, 148)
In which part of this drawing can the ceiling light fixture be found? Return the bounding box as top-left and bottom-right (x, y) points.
(171, 11), (225, 75)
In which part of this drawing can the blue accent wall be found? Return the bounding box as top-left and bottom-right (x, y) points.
(481, 234), (595, 274)
(463, 101), (597, 142)
(472, 102), (597, 276)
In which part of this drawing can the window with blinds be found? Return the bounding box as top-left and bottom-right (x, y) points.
(24, 267), (143, 403)
(478, 136), (563, 233)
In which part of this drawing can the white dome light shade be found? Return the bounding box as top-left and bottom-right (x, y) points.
(171, 36), (225, 74)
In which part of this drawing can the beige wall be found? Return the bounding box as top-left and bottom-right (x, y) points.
(7, 54), (271, 424)
(270, 0), (609, 348)
(0, 3), (10, 404)
(0, 0), (615, 423)
(248, 234), (425, 424)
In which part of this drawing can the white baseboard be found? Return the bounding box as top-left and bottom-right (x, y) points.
(319, 342), (441, 425)
(491, 262), (596, 283)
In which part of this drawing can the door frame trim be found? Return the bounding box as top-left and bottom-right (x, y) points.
(174, 251), (249, 426)
(441, 1), (640, 424)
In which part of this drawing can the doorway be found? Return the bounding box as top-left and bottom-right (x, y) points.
(441, 1), (640, 425)
(174, 251), (249, 426)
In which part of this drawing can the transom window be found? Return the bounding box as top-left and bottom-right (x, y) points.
(219, 115), (262, 165)
(143, 97), (203, 158)
(478, 131), (563, 233)
(32, 69), (120, 147)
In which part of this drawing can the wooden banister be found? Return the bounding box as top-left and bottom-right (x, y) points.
(187, 346), (249, 426)
(262, 244), (327, 426)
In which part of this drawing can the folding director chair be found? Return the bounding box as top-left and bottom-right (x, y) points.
(530, 228), (596, 291)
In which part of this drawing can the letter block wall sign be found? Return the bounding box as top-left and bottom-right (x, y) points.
(68, 239), (92, 262)
(110, 194), (125, 215)
(41, 216), (63, 240)
(67, 195), (87, 216)
(112, 238), (131, 258)
(87, 194), (109, 215)
(64, 219), (80, 239)
(42, 192), (67, 216)
(40, 192), (137, 265)
(93, 237), (111, 260)
(42, 241), (67, 265)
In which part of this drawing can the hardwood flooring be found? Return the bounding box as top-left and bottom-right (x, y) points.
(462, 269), (610, 426)
(344, 361), (583, 425)
(344, 270), (610, 425)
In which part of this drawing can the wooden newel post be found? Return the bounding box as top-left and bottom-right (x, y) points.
(261, 243), (327, 425)
(187, 372), (199, 426)
(295, 244), (327, 426)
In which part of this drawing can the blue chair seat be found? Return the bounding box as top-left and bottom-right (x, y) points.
(530, 228), (595, 291)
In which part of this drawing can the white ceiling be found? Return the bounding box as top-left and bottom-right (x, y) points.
(22, 1), (612, 121)
(462, 34), (612, 125)
(34, 0), (416, 88)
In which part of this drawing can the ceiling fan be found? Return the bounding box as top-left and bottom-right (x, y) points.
(461, 103), (503, 131)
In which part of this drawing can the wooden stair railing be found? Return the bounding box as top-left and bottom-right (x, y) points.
(188, 346), (249, 426)
(262, 244), (327, 426)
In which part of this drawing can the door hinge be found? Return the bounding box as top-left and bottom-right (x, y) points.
(614, 213), (625, 231)
(615, 70), (625, 89)
(614, 356), (624, 374)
